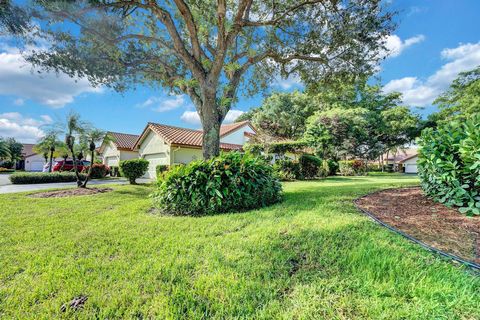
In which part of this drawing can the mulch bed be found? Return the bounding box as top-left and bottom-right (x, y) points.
(29, 188), (113, 198)
(356, 187), (479, 265)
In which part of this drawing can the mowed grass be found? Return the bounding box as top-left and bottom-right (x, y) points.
(0, 175), (479, 319)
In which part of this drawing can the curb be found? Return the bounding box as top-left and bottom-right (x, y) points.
(354, 187), (480, 272)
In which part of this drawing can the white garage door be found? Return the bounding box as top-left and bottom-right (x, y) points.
(144, 153), (168, 179)
(405, 164), (418, 174)
(105, 156), (118, 167)
(29, 160), (45, 172)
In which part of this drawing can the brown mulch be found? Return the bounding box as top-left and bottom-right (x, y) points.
(356, 187), (480, 264)
(29, 188), (113, 198)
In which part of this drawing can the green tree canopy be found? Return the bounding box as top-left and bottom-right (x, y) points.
(22, 0), (395, 158)
(432, 65), (480, 123)
(251, 91), (316, 139)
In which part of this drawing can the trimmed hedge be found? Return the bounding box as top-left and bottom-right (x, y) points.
(9, 172), (86, 184)
(418, 116), (480, 215)
(120, 159), (149, 184)
(299, 154), (322, 179)
(151, 152), (282, 216)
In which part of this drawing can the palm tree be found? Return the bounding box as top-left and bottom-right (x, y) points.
(0, 139), (11, 160)
(80, 128), (110, 188)
(35, 130), (62, 172)
(61, 111), (90, 187)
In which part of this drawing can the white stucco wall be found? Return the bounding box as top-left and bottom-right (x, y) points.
(24, 154), (47, 171)
(220, 124), (255, 145)
(138, 130), (170, 162)
(172, 147), (203, 164)
(403, 156), (419, 173)
(120, 150), (139, 161)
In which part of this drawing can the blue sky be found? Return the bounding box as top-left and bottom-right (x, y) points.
(1, 0), (479, 143)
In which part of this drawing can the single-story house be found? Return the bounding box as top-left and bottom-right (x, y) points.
(98, 132), (140, 167)
(20, 144), (47, 171)
(399, 153), (419, 174)
(133, 121), (256, 179)
(383, 147), (419, 173)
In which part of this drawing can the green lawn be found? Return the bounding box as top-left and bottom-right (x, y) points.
(0, 175), (479, 319)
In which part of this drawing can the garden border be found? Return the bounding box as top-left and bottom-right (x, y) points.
(353, 187), (480, 272)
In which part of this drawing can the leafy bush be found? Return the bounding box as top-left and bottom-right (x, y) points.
(82, 164), (109, 179)
(273, 159), (300, 181)
(299, 154), (322, 179)
(339, 160), (367, 176)
(0, 160), (14, 169)
(151, 152), (282, 216)
(317, 160), (330, 178)
(0, 167), (15, 173)
(367, 163), (382, 172)
(327, 159), (339, 176)
(9, 172), (86, 184)
(156, 165), (169, 179)
(418, 116), (480, 215)
(119, 159), (149, 184)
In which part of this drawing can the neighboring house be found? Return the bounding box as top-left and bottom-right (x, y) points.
(98, 132), (140, 167)
(133, 121), (256, 179)
(21, 144), (47, 172)
(399, 154), (419, 174)
(383, 147), (419, 173)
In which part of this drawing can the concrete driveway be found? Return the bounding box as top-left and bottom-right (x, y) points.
(0, 174), (12, 186)
(0, 177), (152, 194)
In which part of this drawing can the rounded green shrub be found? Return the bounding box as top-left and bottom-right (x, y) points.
(151, 152), (282, 216)
(273, 159), (300, 181)
(418, 115), (480, 215)
(299, 154), (322, 179)
(119, 158), (149, 184)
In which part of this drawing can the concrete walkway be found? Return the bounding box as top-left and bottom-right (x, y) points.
(0, 178), (152, 194)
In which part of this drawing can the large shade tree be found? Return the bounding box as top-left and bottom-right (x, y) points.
(23, 0), (394, 158)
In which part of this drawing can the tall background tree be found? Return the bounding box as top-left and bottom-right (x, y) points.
(23, 0), (394, 158)
(431, 65), (480, 123)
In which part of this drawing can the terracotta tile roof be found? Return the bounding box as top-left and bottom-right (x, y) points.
(136, 122), (244, 150)
(22, 144), (37, 158)
(385, 149), (418, 162)
(109, 132), (140, 150)
(219, 120), (255, 137)
(398, 153), (419, 163)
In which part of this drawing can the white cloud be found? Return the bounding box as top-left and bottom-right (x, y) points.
(274, 74), (302, 90)
(180, 110), (201, 125)
(383, 34), (425, 58)
(0, 45), (102, 108)
(181, 109), (245, 125)
(0, 112), (53, 143)
(224, 109), (245, 123)
(137, 94), (190, 112)
(383, 42), (480, 106)
(13, 98), (24, 106)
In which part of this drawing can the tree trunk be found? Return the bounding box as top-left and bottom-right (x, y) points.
(80, 150), (94, 188)
(48, 150), (54, 173)
(200, 102), (222, 159)
(69, 146), (84, 187)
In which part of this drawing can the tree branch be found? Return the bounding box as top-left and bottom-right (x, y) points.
(172, 0), (206, 61)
